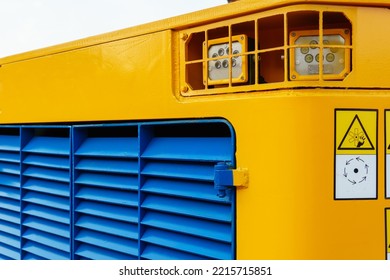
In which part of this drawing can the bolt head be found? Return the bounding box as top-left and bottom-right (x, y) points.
(181, 86), (189, 93)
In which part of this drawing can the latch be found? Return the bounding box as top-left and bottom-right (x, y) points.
(214, 162), (249, 199)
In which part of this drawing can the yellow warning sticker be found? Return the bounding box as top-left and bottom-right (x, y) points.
(334, 109), (377, 200)
(335, 110), (377, 155)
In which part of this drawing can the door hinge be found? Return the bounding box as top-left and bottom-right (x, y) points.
(214, 162), (249, 198)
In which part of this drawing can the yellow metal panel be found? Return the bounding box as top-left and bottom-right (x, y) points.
(353, 7), (390, 87)
(230, 91), (389, 259)
(0, 31), (173, 123)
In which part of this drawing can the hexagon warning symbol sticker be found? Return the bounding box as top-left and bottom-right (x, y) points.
(334, 109), (377, 200)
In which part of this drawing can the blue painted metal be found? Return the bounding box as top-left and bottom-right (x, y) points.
(73, 124), (139, 260)
(20, 127), (72, 260)
(0, 128), (20, 260)
(0, 120), (236, 260)
(214, 162), (234, 198)
(139, 120), (235, 260)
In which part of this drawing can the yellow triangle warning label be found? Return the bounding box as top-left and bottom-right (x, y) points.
(338, 114), (374, 150)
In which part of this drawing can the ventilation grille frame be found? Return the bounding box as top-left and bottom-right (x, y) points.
(0, 120), (236, 260)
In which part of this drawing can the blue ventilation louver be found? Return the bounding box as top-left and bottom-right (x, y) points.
(0, 120), (235, 260)
(21, 127), (72, 260)
(73, 126), (139, 260)
(139, 125), (234, 260)
(0, 128), (21, 260)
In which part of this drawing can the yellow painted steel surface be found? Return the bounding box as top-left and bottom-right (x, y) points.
(1, 0), (390, 259)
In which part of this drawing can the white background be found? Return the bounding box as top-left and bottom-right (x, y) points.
(0, 260), (389, 280)
(0, 0), (227, 58)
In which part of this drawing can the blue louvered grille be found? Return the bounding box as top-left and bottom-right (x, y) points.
(21, 128), (72, 260)
(140, 133), (234, 260)
(0, 128), (21, 260)
(73, 126), (139, 260)
(0, 120), (235, 260)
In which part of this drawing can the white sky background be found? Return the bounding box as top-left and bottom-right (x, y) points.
(0, 0), (227, 58)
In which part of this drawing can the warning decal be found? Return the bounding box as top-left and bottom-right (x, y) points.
(338, 114), (374, 150)
(335, 109), (377, 200)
